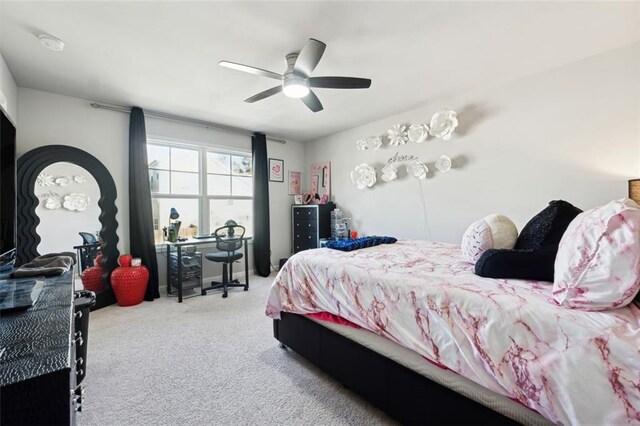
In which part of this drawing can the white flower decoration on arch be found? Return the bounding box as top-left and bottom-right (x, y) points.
(407, 124), (429, 143)
(36, 173), (55, 187)
(407, 161), (429, 180)
(351, 164), (377, 189)
(381, 164), (398, 182)
(55, 177), (70, 187)
(387, 124), (408, 147)
(429, 110), (458, 140)
(45, 197), (61, 210)
(435, 155), (452, 172)
(63, 193), (89, 212)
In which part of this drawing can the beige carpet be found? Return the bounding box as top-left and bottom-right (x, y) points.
(78, 274), (395, 425)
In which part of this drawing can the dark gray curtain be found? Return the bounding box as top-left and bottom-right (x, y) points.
(129, 107), (160, 300)
(252, 132), (271, 277)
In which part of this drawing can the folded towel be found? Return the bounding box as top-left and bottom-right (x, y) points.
(324, 236), (397, 252)
(11, 252), (77, 278)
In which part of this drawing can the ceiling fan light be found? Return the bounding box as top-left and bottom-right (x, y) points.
(283, 83), (310, 99)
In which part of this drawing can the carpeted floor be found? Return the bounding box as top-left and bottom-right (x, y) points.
(79, 274), (395, 425)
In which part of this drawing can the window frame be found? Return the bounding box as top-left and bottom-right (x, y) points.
(147, 138), (253, 246)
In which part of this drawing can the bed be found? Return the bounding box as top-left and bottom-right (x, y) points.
(266, 240), (640, 425)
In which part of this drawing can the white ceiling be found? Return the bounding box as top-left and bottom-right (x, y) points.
(0, 1), (638, 142)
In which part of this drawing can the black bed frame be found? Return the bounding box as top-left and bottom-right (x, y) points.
(274, 313), (519, 425)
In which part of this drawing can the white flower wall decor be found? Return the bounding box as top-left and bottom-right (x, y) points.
(381, 164), (398, 182)
(351, 164), (377, 189)
(387, 124), (408, 147)
(44, 197), (61, 210)
(407, 124), (429, 143)
(407, 161), (429, 180)
(73, 175), (86, 184)
(356, 136), (382, 151)
(435, 155), (452, 172)
(429, 110), (458, 140)
(63, 193), (89, 212)
(37, 173), (55, 187)
(55, 177), (71, 187)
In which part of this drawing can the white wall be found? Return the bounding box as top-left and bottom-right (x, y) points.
(305, 43), (640, 243)
(17, 88), (130, 252)
(16, 88), (305, 287)
(0, 53), (18, 123)
(268, 138), (305, 264)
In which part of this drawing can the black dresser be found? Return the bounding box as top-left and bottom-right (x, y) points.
(292, 203), (335, 254)
(0, 270), (86, 425)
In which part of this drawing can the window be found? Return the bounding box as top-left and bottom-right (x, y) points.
(148, 142), (253, 244)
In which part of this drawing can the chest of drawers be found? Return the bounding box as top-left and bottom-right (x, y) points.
(292, 203), (335, 254)
(0, 270), (90, 425)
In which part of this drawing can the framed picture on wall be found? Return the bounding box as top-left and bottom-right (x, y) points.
(288, 171), (301, 195)
(269, 158), (284, 182)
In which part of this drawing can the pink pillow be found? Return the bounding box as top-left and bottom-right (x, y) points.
(552, 199), (640, 310)
(461, 214), (518, 263)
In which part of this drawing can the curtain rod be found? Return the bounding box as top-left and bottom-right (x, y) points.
(90, 102), (287, 144)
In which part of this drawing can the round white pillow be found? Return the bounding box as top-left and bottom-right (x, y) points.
(461, 214), (518, 264)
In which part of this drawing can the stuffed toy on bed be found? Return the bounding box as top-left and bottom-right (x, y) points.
(463, 200), (582, 282)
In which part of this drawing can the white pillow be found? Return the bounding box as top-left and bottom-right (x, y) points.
(461, 214), (518, 263)
(552, 199), (640, 310)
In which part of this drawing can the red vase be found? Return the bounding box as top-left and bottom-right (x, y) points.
(111, 265), (149, 307)
(82, 266), (104, 292)
(118, 254), (133, 267)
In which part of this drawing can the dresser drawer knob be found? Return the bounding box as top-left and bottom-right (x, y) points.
(74, 331), (83, 347)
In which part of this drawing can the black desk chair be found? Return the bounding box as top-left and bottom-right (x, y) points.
(78, 232), (100, 271)
(202, 224), (248, 298)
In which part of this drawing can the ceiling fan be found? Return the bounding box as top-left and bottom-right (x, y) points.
(219, 38), (371, 113)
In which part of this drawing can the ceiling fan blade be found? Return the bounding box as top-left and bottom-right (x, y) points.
(309, 76), (372, 89)
(219, 61), (282, 80)
(293, 38), (326, 77)
(301, 90), (323, 112)
(244, 85), (283, 103)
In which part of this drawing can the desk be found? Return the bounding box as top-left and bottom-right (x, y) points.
(166, 236), (252, 303)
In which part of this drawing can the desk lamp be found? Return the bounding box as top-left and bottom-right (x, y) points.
(167, 208), (181, 242)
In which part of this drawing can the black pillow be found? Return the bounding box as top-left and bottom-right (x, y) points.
(475, 246), (558, 282)
(514, 200), (582, 251)
(474, 200), (582, 282)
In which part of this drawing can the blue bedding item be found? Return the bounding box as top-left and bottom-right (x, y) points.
(324, 236), (397, 252)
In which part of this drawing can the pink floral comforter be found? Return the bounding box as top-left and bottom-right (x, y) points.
(266, 241), (640, 425)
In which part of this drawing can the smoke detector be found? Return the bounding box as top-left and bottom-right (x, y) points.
(38, 34), (65, 52)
